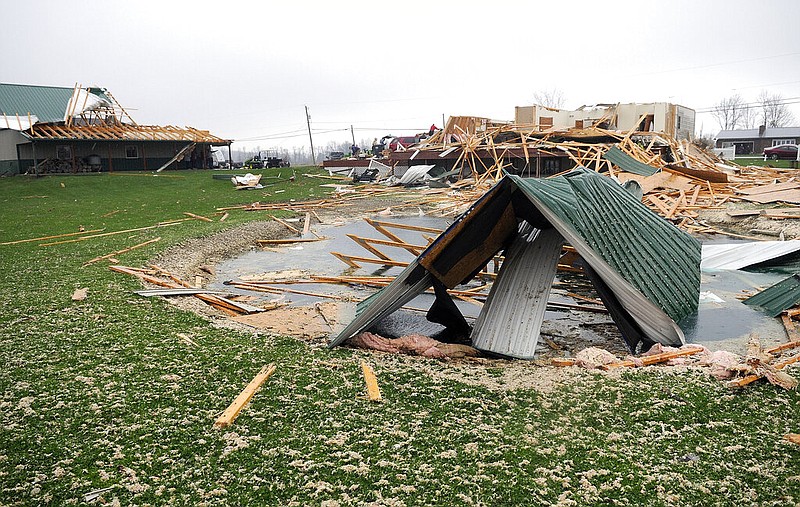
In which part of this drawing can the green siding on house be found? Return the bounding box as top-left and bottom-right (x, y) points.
(15, 140), (201, 173)
(0, 160), (19, 175)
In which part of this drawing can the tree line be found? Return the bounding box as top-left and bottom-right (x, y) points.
(712, 91), (795, 130)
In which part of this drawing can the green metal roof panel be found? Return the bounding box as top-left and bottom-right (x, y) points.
(603, 145), (659, 176)
(511, 170), (701, 322)
(743, 274), (800, 317)
(0, 83), (107, 124)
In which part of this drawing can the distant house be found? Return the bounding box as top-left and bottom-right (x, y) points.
(715, 126), (800, 155)
(0, 83), (231, 175)
(514, 102), (696, 140)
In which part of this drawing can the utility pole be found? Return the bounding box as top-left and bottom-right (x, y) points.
(305, 105), (316, 166)
(350, 125), (356, 146)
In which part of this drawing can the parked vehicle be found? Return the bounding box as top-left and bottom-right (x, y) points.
(243, 150), (290, 169)
(326, 151), (345, 160)
(764, 144), (799, 160)
(388, 136), (420, 151)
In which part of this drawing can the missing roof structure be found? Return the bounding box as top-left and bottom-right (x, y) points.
(330, 168), (701, 357)
(0, 82), (231, 175)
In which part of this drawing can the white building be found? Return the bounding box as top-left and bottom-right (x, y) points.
(514, 102), (696, 140)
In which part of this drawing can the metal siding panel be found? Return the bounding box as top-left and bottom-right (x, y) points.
(471, 227), (564, 358)
(511, 172), (696, 346)
(744, 274), (800, 317)
(328, 261), (433, 347)
(701, 242), (800, 271)
(0, 129), (27, 160)
(511, 171), (700, 324)
(602, 146), (659, 176)
(566, 174), (700, 320)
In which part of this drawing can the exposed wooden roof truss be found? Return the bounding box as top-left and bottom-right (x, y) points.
(27, 123), (230, 144)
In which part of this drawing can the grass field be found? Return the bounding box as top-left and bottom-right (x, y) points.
(1, 170), (799, 506)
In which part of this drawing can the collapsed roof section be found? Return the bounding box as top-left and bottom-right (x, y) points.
(330, 168), (701, 357)
(0, 82), (230, 145)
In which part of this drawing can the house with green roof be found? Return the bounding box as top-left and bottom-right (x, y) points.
(0, 83), (231, 175)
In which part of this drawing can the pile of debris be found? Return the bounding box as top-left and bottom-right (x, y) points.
(338, 117), (800, 233)
(562, 334), (799, 390)
(329, 168), (701, 358)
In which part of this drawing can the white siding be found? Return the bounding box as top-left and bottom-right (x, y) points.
(0, 129), (27, 161)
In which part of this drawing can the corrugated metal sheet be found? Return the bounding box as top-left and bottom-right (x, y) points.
(470, 226), (564, 358)
(702, 241), (800, 271)
(603, 146), (659, 176)
(744, 274), (800, 317)
(512, 176), (691, 346)
(0, 83), (77, 123)
(329, 261), (433, 347)
(511, 171), (700, 323)
(330, 169), (701, 352)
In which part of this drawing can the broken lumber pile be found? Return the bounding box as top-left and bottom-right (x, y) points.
(111, 265), (265, 316)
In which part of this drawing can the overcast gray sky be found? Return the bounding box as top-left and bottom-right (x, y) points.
(2, 0), (799, 152)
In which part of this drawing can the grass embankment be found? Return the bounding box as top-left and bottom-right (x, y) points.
(1, 170), (799, 506)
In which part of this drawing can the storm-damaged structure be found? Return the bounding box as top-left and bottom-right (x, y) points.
(330, 169), (701, 358)
(0, 82), (231, 175)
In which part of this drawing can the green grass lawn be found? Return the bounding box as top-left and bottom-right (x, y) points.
(1, 170), (799, 506)
(734, 156), (799, 169)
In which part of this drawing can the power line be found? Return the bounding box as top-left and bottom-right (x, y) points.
(624, 52), (800, 78)
(695, 97), (800, 113)
(236, 128), (308, 141)
(733, 79), (800, 91)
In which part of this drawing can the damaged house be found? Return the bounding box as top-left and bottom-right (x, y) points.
(0, 83), (231, 175)
(330, 168), (701, 358)
(514, 102), (696, 140)
(386, 103), (698, 184)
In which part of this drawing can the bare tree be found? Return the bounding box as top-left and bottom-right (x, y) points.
(533, 88), (566, 109)
(740, 103), (758, 129)
(757, 90), (795, 128)
(711, 94), (745, 130)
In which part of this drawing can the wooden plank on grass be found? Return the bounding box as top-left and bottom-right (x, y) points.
(184, 212), (213, 222)
(82, 237), (161, 266)
(41, 220), (187, 246)
(214, 364), (276, 428)
(360, 360), (382, 402)
(0, 228), (104, 246)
